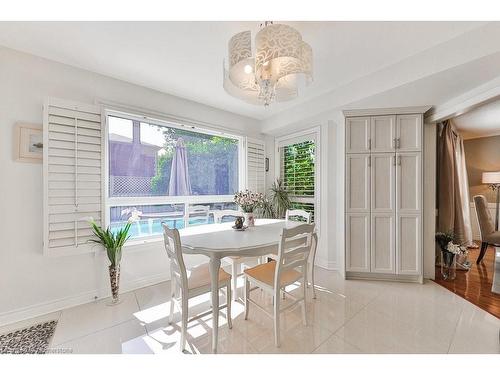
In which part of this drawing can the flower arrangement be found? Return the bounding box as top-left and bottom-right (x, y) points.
(234, 189), (264, 213)
(435, 230), (469, 280)
(435, 231), (468, 255)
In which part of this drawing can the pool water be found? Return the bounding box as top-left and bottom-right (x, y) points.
(110, 216), (237, 239)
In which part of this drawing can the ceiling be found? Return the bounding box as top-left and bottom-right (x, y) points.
(454, 98), (500, 139)
(0, 21), (487, 120)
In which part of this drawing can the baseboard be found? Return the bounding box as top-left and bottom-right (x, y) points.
(315, 257), (338, 270)
(346, 271), (422, 283)
(0, 273), (169, 327)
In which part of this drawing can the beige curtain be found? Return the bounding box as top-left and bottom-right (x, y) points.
(437, 119), (472, 245)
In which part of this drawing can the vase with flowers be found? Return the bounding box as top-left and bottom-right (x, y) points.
(435, 230), (468, 280)
(234, 190), (264, 227)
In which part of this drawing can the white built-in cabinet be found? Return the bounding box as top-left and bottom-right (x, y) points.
(345, 108), (425, 281)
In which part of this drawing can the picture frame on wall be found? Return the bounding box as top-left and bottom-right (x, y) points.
(15, 123), (43, 163)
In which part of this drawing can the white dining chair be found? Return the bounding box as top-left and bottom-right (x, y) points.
(162, 224), (232, 351)
(285, 209), (312, 223)
(213, 209), (260, 301)
(268, 209), (317, 299)
(243, 223), (314, 347)
(188, 205), (210, 226)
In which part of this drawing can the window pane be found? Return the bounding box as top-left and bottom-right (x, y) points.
(109, 116), (133, 143)
(110, 204), (185, 239)
(108, 115), (239, 197)
(187, 202), (238, 226)
(280, 140), (315, 197)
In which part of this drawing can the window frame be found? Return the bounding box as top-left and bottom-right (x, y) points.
(103, 108), (246, 244)
(275, 127), (321, 227)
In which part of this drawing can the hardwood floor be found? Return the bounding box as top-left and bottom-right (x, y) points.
(434, 245), (500, 319)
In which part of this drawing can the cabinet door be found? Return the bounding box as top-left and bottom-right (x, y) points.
(396, 114), (422, 152)
(370, 115), (396, 153)
(370, 153), (396, 273)
(346, 117), (370, 153)
(396, 153), (422, 213)
(396, 152), (422, 275)
(346, 213), (370, 272)
(396, 214), (422, 275)
(346, 154), (370, 213)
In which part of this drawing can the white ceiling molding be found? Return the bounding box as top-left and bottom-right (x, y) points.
(343, 106), (431, 118)
(425, 75), (500, 123)
(261, 22), (500, 134)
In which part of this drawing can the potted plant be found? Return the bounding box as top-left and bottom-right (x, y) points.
(435, 230), (468, 280)
(269, 178), (291, 219)
(234, 190), (264, 226)
(89, 220), (132, 304)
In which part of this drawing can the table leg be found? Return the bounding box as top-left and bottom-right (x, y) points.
(209, 256), (221, 354)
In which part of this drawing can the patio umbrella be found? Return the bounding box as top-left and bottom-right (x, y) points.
(168, 138), (192, 196)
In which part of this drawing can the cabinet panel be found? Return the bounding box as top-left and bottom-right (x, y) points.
(371, 153), (395, 213)
(346, 117), (370, 153)
(396, 114), (421, 152)
(370, 115), (396, 153)
(346, 154), (370, 213)
(346, 214), (370, 272)
(397, 214), (421, 275)
(371, 213), (395, 273)
(396, 152), (422, 213)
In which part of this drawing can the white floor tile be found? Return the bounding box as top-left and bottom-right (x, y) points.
(5, 267), (499, 354)
(51, 291), (140, 345)
(448, 302), (500, 354)
(313, 334), (362, 354)
(50, 319), (147, 354)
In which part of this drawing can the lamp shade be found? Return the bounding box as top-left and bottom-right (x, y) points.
(482, 172), (500, 184)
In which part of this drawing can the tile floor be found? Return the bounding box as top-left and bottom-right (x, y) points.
(2, 267), (499, 354)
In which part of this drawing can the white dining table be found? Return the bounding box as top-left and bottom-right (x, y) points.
(179, 218), (299, 353)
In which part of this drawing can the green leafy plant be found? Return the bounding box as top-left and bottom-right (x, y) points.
(89, 220), (131, 267)
(269, 178), (291, 219)
(256, 195), (275, 218)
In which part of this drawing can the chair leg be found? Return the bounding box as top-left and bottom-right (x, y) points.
(226, 284), (233, 329)
(180, 294), (188, 352)
(477, 242), (489, 264)
(169, 278), (176, 324)
(301, 279), (307, 326)
(231, 261), (238, 301)
(273, 289), (281, 347)
(310, 264), (317, 299)
(244, 277), (250, 320)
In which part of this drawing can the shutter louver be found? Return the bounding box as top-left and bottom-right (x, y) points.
(246, 138), (266, 194)
(43, 98), (103, 256)
(279, 139), (316, 221)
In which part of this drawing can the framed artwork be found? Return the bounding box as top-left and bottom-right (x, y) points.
(15, 123), (43, 163)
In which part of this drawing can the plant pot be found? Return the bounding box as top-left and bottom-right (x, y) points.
(108, 265), (121, 305)
(441, 251), (456, 280)
(244, 212), (255, 227)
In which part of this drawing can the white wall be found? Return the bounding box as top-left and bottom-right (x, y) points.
(0, 47), (261, 325)
(263, 109), (345, 272)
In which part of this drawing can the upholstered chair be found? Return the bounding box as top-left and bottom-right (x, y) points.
(473, 195), (500, 264)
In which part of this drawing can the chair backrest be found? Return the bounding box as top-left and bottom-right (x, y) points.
(213, 209), (242, 224)
(274, 223), (315, 288)
(285, 209), (311, 224)
(309, 231), (318, 265)
(162, 224), (188, 290)
(188, 205), (210, 225)
(474, 195), (495, 239)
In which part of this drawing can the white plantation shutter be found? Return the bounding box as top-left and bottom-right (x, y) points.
(43, 98), (103, 256)
(278, 133), (317, 221)
(246, 138), (266, 193)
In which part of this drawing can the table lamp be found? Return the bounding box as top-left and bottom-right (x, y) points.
(482, 171), (500, 230)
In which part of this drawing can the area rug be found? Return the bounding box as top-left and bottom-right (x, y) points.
(0, 320), (58, 354)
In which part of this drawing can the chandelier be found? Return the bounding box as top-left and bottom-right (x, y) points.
(223, 22), (313, 106)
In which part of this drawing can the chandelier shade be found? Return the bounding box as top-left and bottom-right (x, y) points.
(223, 23), (313, 106)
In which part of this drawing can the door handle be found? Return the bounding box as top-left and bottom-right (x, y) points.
(396, 138), (401, 149)
(368, 155), (371, 167)
(393, 138), (396, 150)
(393, 155), (396, 166)
(397, 155), (401, 166)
